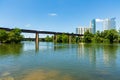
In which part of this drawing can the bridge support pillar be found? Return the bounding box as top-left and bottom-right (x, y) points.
(35, 32), (39, 52)
(68, 35), (71, 43)
(54, 34), (57, 43)
(35, 32), (39, 43)
(35, 41), (39, 52)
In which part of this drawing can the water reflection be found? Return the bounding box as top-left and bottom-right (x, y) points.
(35, 42), (39, 53)
(23, 42), (71, 52)
(77, 43), (96, 65)
(0, 43), (23, 57)
(77, 43), (118, 67)
(103, 44), (117, 66)
(54, 43), (68, 51)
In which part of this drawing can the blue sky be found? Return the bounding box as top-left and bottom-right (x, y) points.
(0, 0), (120, 37)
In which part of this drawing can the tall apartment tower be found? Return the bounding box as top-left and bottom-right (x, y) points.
(90, 19), (96, 34)
(103, 18), (116, 31)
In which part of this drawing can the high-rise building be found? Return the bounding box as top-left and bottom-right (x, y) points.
(76, 18), (116, 35)
(76, 27), (92, 35)
(90, 19), (96, 34)
(103, 18), (116, 31)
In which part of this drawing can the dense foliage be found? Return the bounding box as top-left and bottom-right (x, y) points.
(0, 28), (23, 43)
(45, 34), (79, 43)
(45, 35), (53, 42)
(84, 29), (119, 43)
(84, 30), (93, 43)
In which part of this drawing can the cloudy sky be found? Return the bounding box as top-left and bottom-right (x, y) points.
(0, 0), (120, 37)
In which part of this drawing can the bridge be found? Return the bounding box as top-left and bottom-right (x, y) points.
(0, 27), (83, 43)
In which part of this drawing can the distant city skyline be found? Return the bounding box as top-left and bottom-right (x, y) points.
(0, 0), (120, 37)
(76, 18), (116, 35)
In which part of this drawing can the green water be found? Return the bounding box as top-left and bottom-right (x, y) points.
(0, 41), (120, 80)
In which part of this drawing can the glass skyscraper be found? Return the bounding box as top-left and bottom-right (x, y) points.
(90, 19), (96, 34)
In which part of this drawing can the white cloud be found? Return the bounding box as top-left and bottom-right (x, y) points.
(25, 24), (32, 27)
(48, 13), (57, 16)
(96, 19), (104, 22)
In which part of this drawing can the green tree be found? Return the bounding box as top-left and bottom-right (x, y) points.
(54, 34), (70, 43)
(94, 31), (103, 42)
(7, 28), (23, 43)
(0, 30), (8, 43)
(106, 29), (118, 43)
(62, 34), (68, 43)
(84, 30), (93, 43)
(45, 35), (52, 42)
(97, 29), (119, 43)
(56, 34), (62, 43)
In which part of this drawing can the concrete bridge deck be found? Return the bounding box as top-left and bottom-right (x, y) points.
(0, 27), (83, 36)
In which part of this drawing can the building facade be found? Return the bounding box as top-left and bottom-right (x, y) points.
(90, 19), (96, 34)
(76, 18), (116, 35)
(76, 27), (92, 35)
(103, 18), (116, 31)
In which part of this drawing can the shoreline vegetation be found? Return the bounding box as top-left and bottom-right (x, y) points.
(83, 29), (120, 43)
(44, 29), (120, 43)
(0, 28), (120, 44)
(0, 28), (23, 43)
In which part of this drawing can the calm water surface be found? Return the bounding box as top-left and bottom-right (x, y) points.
(0, 41), (120, 80)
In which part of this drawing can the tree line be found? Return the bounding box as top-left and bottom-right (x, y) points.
(45, 29), (120, 43)
(0, 28), (120, 44)
(0, 28), (23, 43)
(45, 34), (80, 43)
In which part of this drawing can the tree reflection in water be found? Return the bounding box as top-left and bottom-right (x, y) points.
(103, 44), (118, 66)
(77, 43), (118, 67)
(0, 43), (23, 57)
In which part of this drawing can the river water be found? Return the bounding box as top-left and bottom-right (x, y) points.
(0, 41), (120, 80)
